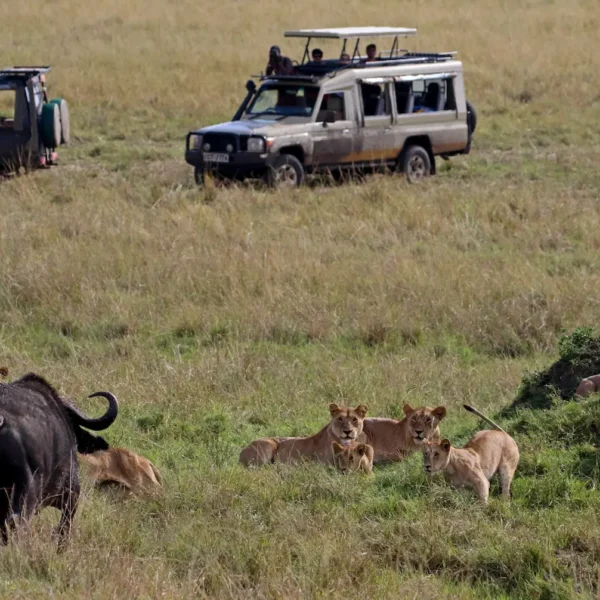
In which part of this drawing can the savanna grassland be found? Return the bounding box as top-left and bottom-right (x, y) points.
(1, 0), (600, 598)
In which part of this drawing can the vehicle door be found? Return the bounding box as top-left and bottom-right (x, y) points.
(0, 86), (31, 163)
(352, 78), (398, 166)
(309, 89), (357, 169)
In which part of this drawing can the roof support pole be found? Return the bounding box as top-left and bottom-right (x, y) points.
(301, 37), (311, 64)
(390, 35), (398, 59)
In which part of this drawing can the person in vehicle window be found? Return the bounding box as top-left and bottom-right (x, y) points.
(266, 45), (295, 76)
(340, 53), (351, 64)
(311, 48), (324, 62)
(365, 44), (377, 61)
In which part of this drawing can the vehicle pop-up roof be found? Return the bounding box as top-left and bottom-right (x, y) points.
(258, 27), (456, 82)
(285, 27), (417, 64)
(0, 66), (51, 90)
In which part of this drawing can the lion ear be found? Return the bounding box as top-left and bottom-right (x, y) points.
(432, 406), (447, 421)
(329, 403), (341, 416)
(441, 439), (451, 451)
(356, 444), (366, 456)
(402, 403), (414, 415)
(332, 442), (344, 454)
(355, 404), (368, 418)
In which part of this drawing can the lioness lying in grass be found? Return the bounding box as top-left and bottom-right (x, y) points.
(422, 405), (519, 504)
(239, 403), (368, 466)
(575, 374), (600, 398)
(80, 447), (163, 498)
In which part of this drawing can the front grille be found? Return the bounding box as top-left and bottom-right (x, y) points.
(203, 133), (238, 153)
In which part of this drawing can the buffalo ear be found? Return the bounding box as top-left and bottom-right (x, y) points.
(355, 404), (368, 418)
(332, 442), (344, 455)
(356, 444), (366, 456)
(402, 403), (414, 415)
(441, 439), (451, 452)
(329, 403), (341, 416)
(432, 406), (447, 421)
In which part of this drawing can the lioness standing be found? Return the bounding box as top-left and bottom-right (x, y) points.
(239, 404), (368, 466)
(360, 404), (447, 464)
(422, 405), (519, 504)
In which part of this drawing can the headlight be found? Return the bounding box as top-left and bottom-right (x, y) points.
(191, 134), (203, 150)
(247, 137), (265, 153)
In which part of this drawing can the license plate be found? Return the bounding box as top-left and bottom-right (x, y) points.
(203, 152), (230, 164)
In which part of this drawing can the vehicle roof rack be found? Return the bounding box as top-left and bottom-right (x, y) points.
(284, 27), (417, 39)
(0, 66), (51, 78)
(256, 51), (457, 82)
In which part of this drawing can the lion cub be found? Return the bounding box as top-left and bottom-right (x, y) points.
(422, 405), (519, 504)
(332, 442), (374, 474)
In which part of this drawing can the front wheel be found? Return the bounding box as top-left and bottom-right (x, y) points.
(400, 145), (432, 183)
(264, 154), (305, 189)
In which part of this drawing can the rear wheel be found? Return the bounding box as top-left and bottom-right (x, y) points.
(465, 100), (477, 154)
(264, 154), (305, 189)
(400, 145), (432, 183)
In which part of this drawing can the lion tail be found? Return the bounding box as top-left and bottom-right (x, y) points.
(463, 405), (507, 434)
(150, 463), (163, 487)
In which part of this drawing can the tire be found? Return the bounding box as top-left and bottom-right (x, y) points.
(40, 102), (62, 149)
(400, 145), (432, 183)
(465, 100), (477, 154)
(264, 154), (305, 188)
(194, 167), (204, 185)
(50, 98), (70, 144)
(466, 100), (477, 134)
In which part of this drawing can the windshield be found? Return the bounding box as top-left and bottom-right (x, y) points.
(246, 84), (319, 118)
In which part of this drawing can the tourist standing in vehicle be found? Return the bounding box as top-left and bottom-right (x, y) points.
(365, 44), (377, 61)
(266, 45), (294, 76)
(311, 48), (324, 62)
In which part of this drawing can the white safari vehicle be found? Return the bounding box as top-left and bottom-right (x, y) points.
(185, 27), (477, 187)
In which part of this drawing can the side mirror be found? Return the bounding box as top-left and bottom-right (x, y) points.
(245, 79), (256, 94)
(322, 110), (336, 126)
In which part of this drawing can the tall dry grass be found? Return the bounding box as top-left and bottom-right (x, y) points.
(1, 0), (599, 131)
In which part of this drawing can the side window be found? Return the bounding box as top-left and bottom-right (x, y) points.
(395, 81), (414, 114)
(445, 78), (457, 111)
(317, 92), (346, 121)
(413, 79), (448, 113)
(360, 83), (391, 118)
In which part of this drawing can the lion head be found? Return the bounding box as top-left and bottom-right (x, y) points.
(332, 442), (370, 473)
(403, 403), (446, 445)
(328, 403), (368, 444)
(422, 438), (452, 473)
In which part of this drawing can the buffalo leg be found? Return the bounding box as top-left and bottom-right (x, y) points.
(53, 481), (79, 549)
(6, 473), (37, 537)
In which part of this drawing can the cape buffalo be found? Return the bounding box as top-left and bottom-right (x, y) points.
(0, 372), (118, 545)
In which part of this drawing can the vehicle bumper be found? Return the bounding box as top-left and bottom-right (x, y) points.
(185, 148), (277, 178)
